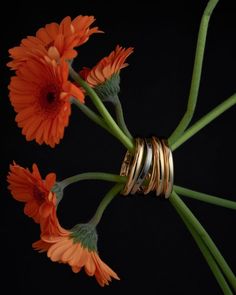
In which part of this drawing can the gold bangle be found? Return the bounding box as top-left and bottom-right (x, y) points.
(165, 143), (174, 199)
(121, 138), (144, 195)
(143, 137), (157, 194)
(161, 139), (169, 198)
(155, 138), (164, 196)
(128, 138), (145, 194)
(131, 139), (153, 194)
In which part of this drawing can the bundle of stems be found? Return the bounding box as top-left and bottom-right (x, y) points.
(65, 0), (236, 293)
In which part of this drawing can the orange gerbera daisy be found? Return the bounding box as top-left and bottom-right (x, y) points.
(9, 58), (84, 147)
(7, 162), (57, 223)
(80, 45), (133, 101)
(33, 222), (120, 287)
(8, 15), (101, 70)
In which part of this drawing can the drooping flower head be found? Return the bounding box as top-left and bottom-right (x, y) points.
(8, 162), (66, 237)
(7, 162), (57, 223)
(80, 45), (133, 101)
(34, 222), (119, 287)
(9, 58), (84, 147)
(8, 15), (101, 70)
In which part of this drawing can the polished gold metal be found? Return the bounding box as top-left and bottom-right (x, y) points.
(128, 138), (145, 194)
(121, 138), (144, 195)
(161, 140), (169, 197)
(143, 137), (157, 194)
(131, 139), (153, 194)
(120, 137), (174, 198)
(120, 150), (132, 178)
(165, 143), (174, 198)
(156, 138), (164, 196)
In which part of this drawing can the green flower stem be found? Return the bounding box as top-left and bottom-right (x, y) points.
(168, 0), (219, 146)
(173, 201), (233, 295)
(89, 183), (124, 226)
(170, 191), (236, 291)
(71, 97), (111, 134)
(171, 93), (236, 151)
(174, 185), (236, 210)
(112, 95), (133, 140)
(60, 172), (127, 189)
(69, 66), (135, 152)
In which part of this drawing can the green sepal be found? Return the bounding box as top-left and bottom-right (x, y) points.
(51, 182), (64, 205)
(70, 223), (98, 252)
(94, 74), (120, 103)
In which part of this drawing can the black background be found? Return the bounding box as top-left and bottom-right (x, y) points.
(1, 0), (236, 294)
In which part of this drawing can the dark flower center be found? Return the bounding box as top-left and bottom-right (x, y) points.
(33, 186), (45, 205)
(39, 84), (62, 114)
(46, 91), (56, 104)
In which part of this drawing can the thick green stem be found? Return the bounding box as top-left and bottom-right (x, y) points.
(172, 200), (233, 294)
(69, 66), (135, 152)
(60, 172), (127, 189)
(112, 96), (133, 140)
(89, 183), (124, 226)
(71, 97), (111, 133)
(171, 93), (236, 151)
(170, 191), (236, 291)
(174, 185), (236, 210)
(168, 0), (219, 146)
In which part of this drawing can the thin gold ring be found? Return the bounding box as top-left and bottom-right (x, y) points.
(165, 144), (174, 198)
(122, 138), (144, 195)
(156, 138), (164, 196)
(131, 139), (153, 194)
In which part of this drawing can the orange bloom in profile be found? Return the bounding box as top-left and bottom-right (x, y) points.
(81, 45), (133, 87)
(8, 15), (101, 70)
(7, 162), (57, 223)
(33, 222), (120, 287)
(9, 58), (84, 147)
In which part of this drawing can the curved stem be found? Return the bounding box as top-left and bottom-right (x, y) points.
(174, 185), (236, 210)
(170, 191), (236, 291)
(172, 200), (233, 294)
(89, 183), (124, 226)
(112, 96), (133, 140)
(71, 97), (111, 133)
(168, 0), (219, 146)
(60, 172), (127, 189)
(171, 93), (236, 151)
(69, 66), (135, 152)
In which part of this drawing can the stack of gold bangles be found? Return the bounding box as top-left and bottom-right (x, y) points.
(120, 137), (174, 198)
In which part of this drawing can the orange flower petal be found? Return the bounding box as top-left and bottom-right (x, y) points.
(68, 243), (83, 266)
(48, 46), (60, 61)
(45, 173), (56, 190)
(48, 239), (72, 261)
(85, 253), (96, 276)
(71, 266), (82, 273)
(83, 45), (133, 87)
(33, 240), (51, 252)
(61, 243), (78, 263)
